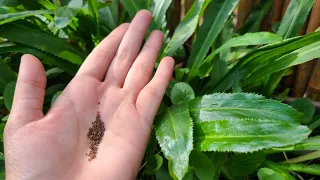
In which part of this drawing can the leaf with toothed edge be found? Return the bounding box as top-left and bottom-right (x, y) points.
(194, 118), (311, 153)
(155, 104), (193, 180)
(0, 21), (86, 65)
(188, 93), (303, 124)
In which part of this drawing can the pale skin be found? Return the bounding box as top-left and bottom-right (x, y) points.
(4, 10), (174, 180)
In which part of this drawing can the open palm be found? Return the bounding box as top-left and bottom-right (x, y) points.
(4, 10), (174, 180)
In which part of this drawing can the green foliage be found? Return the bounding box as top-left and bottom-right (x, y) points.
(0, 10), (53, 25)
(194, 118), (310, 152)
(290, 98), (315, 125)
(278, 0), (315, 38)
(189, 150), (215, 180)
(145, 154), (163, 175)
(163, 0), (208, 56)
(3, 82), (15, 111)
(155, 104), (193, 179)
(170, 82), (195, 105)
(188, 93), (302, 124)
(257, 168), (286, 180)
(224, 152), (266, 177)
(186, 0), (239, 82)
(0, 0), (320, 179)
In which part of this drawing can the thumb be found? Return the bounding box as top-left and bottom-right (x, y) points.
(9, 54), (46, 128)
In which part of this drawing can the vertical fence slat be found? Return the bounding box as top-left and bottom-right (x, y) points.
(237, 0), (254, 30)
(306, 0), (320, 100)
(293, 0), (319, 97)
(168, 0), (182, 36)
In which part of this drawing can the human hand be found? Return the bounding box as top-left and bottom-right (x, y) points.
(4, 10), (174, 180)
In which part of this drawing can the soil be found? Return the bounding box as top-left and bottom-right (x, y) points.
(86, 111), (105, 161)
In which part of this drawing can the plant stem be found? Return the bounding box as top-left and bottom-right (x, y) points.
(279, 163), (320, 176)
(283, 150), (320, 164)
(309, 118), (320, 129)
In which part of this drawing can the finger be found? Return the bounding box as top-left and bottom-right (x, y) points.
(76, 23), (130, 80)
(123, 30), (164, 97)
(136, 57), (174, 122)
(9, 54), (46, 127)
(105, 10), (152, 86)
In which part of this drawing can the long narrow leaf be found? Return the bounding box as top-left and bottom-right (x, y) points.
(0, 10), (53, 25)
(0, 44), (78, 75)
(186, 0), (239, 82)
(277, 0), (314, 38)
(155, 104), (193, 180)
(163, 0), (208, 56)
(201, 32), (283, 66)
(0, 58), (16, 93)
(0, 21), (86, 65)
(244, 40), (320, 85)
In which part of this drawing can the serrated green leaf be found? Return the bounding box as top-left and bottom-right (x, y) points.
(290, 98), (315, 125)
(278, 0), (314, 39)
(3, 82), (15, 111)
(0, 22), (86, 65)
(152, 0), (172, 29)
(163, 0), (208, 56)
(0, 59), (16, 94)
(224, 152), (266, 176)
(188, 93), (302, 124)
(186, 0), (239, 82)
(51, 91), (62, 106)
(0, 10), (53, 25)
(145, 154), (163, 175)
(0, 44), (78, 75)
(155, 104), (193, 180)
(194, 118), (311, 152)
(189, 149), (215, 180)
(258, 168), (285, 180)
(55, 7), (79, 29)
(170, 82), (195, 105)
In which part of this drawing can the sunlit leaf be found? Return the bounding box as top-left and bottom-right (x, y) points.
(0, 10), (53, 25)
(194, 118), (311, 152)
(189, 93), (302, 124)
(155, 104), (193, 180)
(278, 0), (314, 38)
(186, 0), (239, 82)
(163, 0), (209, 56)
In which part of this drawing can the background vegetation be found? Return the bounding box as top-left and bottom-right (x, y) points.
(0, 0), (320, 179)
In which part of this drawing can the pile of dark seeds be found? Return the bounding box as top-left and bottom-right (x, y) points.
(86, 111), (105, 161)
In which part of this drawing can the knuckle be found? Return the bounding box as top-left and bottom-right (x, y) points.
(132, 62), (148, 74)
(116, 47), (131, 62)
(145, 86), (160, 98)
